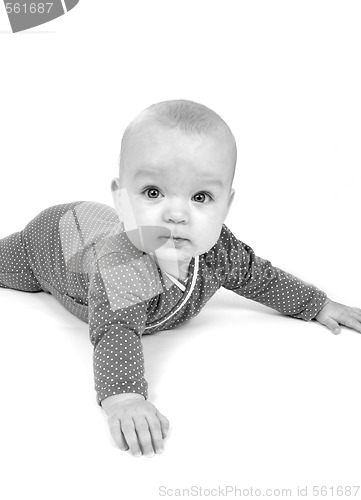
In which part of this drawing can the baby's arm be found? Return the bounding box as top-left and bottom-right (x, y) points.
(101, 393), (169, 457)
(88, 257), (170, 456)
(220, 226), (361, 334)
(220, 229), (327, 321)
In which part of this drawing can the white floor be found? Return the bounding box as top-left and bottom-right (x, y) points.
(1, 274), (360, 500)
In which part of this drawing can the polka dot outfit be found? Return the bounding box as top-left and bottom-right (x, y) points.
(0, 201), (328, 406)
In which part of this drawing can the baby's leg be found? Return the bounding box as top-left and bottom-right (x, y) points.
(0, 231), (42, 292)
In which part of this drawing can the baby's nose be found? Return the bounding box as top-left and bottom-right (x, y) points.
(163, 200), (189, 224)
(167, 214), (187, 224)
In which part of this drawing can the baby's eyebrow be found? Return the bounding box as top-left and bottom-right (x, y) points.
(201, 178), (224, 187)
(134, 169), (159, 178)
(134, 170), (223, 187)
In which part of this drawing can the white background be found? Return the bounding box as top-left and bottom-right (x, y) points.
(0, 1), (360, 499)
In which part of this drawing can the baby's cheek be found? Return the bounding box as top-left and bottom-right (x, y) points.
(198, 227), (222, 253)
(135, 209), (158, 227)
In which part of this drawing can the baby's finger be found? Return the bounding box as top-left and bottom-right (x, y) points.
(340, 313), (361, 334)
(146, 416), (165, 454)
(157, 411), (170, 438)
(350, 306), (361, 312)
(350, 307), (361, 319)
(321, 317), (341, 335)
(120, 419), (142, 457)
(108, 417), (129, 452)
(133, 417), (155, 457)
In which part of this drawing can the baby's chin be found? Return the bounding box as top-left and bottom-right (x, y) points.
(153, 239), (194, 260)
(158, 237), (217, 258)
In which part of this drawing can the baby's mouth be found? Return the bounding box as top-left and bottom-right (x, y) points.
(160, 236), (190, 246)
(160, 236), (189, 241)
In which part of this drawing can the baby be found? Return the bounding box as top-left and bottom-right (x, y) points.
(1, 99), (360, 458)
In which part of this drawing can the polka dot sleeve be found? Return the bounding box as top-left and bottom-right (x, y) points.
(218, 225), (328, 320)
(88, 255), (151, 406)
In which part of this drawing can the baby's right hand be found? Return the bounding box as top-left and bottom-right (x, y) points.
(101, 393), (170, 457)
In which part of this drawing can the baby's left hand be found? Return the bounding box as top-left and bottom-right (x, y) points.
(315, 298), (361, 335)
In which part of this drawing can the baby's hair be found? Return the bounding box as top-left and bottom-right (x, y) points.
(141, 99), (232, 134)
(118, 99), (237, 185)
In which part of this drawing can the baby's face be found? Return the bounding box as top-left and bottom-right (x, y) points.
(114, 122), (235, 264)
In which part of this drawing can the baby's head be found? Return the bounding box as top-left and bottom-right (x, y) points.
(112, 99), (236, 264)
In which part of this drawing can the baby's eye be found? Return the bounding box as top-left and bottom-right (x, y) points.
(193, 192), (212, 203)
(143, 188), (162, 199)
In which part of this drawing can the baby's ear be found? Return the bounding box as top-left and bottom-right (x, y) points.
(111, 181), (138, 230)
(111, 177), (120, 193)
(111, 177), (122, 214)
(228, 188), (235, 210)
(224, 188), (235, 220)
